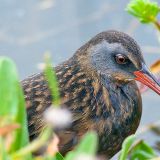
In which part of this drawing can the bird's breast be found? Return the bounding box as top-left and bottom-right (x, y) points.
(97, 81), (142, 157)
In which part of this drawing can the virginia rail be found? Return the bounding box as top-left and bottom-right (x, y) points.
(22, 30), (160, 159)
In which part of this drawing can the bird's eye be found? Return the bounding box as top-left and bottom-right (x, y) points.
(115, 54), (128, 64)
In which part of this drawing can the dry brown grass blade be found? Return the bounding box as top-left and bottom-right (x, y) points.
(0, 123), (20, 136)
(150, 59), (160, 74)
(137, 120), (160, 135)
(46, 134), (59, 156)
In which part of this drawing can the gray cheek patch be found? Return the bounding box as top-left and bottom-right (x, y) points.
(90, 40), (128, 71)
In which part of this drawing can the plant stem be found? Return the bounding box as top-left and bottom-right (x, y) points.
(148, 16), (160, 31)
(153, 20), (160, 31)
(12, 127), (52, 159)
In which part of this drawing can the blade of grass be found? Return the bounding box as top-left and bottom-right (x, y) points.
(65, 131), (98, 160)
(12, 127), (52, 160)
(129, 140), (157, 159)
(119, 135), (135, 160)
(0, 57), (19, 116)
(0, 137), (9, 160)
(0, 57), (31, 159)
(10, 85), (31, 154)
(44, 53), (60, 106)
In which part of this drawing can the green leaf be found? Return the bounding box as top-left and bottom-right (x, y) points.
(0, 57), (19, 116)
(0, 57), (31, 159)
(64, 152), (75, 160)
(76, 131), (98, 155)
(130, 141), (157, 159)
(65, 131), (98, 160)
(0, 137), (9, 160)
(119, 135), (136, 160)
(126, 0), (160, 23)
(55, 152), (64, 160)
(44, 54), (60, 106)
(43, 153), (64, 160)
(10, 85), (30, 153)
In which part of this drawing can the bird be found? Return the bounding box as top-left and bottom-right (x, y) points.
(22, 30), (160, 159)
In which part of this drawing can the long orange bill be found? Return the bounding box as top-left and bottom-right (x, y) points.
(134, 64), (160, 95)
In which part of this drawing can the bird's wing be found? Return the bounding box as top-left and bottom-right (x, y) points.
(22, 73), (52, 140)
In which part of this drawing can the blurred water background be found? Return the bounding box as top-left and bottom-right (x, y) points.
(0, 0), (159, 158)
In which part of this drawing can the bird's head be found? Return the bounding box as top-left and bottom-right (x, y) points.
(75, 30), (160, 95)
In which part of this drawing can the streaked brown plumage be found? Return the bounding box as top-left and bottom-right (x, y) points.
(22, 30), (160, 159)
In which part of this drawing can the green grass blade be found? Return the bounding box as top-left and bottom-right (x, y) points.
(0, 57), (19, 116)
(55, 153), (64, 160)
(0, 137), (9, 160)
(12, 127), (52, 159)
(0, 57), (31, 159)
(10, 85), (31, 154)
(119, 135), (135, 160)
(65, 131), (98, 160)
(130, 141), (157, 159)
(76, 131), (98, 155)
(44, 54), (60, 106)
